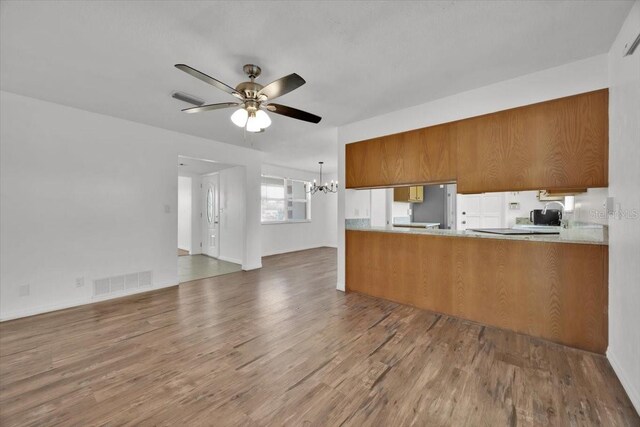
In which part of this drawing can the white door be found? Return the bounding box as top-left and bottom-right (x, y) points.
(457, 193), (505, 230)
(202, 174), (220, 258)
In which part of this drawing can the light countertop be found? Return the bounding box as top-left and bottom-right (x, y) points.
(346, 224), (608, 246)
(392, 222), (440, 228)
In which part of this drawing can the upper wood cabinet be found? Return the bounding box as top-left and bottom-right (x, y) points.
(456, 89), (608, 193)
(345, 89), (608, 193)
(345, 123), (457, 188)
(394, 186), (424, 203)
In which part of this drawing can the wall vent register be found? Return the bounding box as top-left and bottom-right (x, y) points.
(93, 271), (152, 297)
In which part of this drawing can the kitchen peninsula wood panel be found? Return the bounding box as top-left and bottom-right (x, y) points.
(456, 89), (608, 193)
(346, 230), (608, 353)
(345, 123), (457, 188)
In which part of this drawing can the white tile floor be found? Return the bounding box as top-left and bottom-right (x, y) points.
(177, 255), (242, 283)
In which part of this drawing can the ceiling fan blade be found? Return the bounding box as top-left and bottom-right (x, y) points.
(266, 103), (321, 124)
(258, 73), (305, 100)
(175, 64), (243, 99)
(182, 102), (240, 114)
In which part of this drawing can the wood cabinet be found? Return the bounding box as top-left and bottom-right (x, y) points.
(346, 230), (608, 353)
(345, 123), (457, 188)
(345, 89), (608, 193)
(456, 89), (608, 193)
(394, 186), (424, 203)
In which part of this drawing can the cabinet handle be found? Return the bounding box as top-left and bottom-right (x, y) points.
(462, 211), (466, 215)
(462, 221), (466, 224)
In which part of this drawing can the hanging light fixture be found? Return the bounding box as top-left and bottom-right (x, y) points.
(306, 162), (338, 195)
(230, 108), (248, 127)
(230, 100), (272, 133)
(175, 63), (322, 133)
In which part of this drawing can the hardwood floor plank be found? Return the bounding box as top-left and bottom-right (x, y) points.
(0, 248), (637, 426)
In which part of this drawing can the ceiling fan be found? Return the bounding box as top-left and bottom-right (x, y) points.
(174, 63), (321, 132)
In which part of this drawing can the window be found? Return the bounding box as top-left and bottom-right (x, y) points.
(261, 176), (311, 223)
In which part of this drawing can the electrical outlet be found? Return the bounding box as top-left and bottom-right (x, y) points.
(76, 277), (85, 288)
(18, 284), (30, 297)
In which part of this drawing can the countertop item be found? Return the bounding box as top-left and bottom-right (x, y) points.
(530, 209), (562, 226)
(346, 224), (608, 245)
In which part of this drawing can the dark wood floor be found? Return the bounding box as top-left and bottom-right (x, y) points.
(1, 248), (638, 426)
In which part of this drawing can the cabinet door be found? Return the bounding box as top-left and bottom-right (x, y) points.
(393, 187), (410, 202)
(346, 138), (378, 188)
(346, 123), (457, 188)
(414, 186), (424, 202)
(456, 89), (608, 193)
(409, 186), (417, 201)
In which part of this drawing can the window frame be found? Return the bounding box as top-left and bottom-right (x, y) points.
(261, 175), (312, 224)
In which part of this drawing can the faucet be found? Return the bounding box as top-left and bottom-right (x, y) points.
(542, 201), (565, 214)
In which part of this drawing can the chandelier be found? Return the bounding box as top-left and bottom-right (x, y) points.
(307, 162), (338, 195)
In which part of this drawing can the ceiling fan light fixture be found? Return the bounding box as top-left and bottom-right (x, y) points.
(246, 113), (262, 132)
(255, 110), (272, 129)
(175, 63), (321, 132)
(231, 108), (248, 127)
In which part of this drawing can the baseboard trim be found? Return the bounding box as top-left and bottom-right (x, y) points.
(218, 255), (243, 265)
(242, 262), (262, 271)
(608, 349), (640, 414)
(262, 244), (337, 257)
(0, 281), (178, 322)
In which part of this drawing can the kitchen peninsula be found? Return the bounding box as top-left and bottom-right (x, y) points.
(344, 89), (610, 354)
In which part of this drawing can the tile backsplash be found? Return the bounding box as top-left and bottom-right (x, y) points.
(345, 218), (371, 228)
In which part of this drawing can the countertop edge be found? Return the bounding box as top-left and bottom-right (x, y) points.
(346, 226), (608, 246)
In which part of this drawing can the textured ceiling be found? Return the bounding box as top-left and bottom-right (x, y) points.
(1, 1), (633, 172)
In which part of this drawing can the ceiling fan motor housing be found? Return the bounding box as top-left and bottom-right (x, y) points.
(242, 64), (262, 79)
(236, 81), (264, 100)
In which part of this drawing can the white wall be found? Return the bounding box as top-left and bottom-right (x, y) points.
(606, 1), (640, 413)
(261, 164), (337, 256)
(178, 172), (204, 256)
(337, 54), (609, 291)
(177, 175), (192, 252)
(392, 202), (412, 221)
(370, 189), (388, 226)
(218, 167), (245, 264)
(573, 188), (609, 225)
(503, 191), (546, 227)
(0, 91), (263, 320)
(345, 189), (371, 219)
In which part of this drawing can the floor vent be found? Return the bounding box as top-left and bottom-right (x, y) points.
(93, 271), (153, 297)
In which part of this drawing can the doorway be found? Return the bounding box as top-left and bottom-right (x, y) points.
(177, 156), (243, 283)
